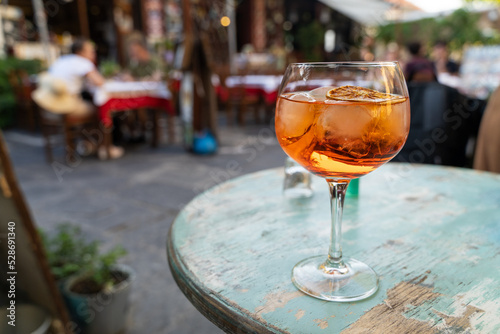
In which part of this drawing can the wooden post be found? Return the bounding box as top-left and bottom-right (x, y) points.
(141, 0), (148, 38)
(252, 0), (266, 52)
(0, 3), (5, 58)
(76, 0), (90, 37)
(182, 0), (193, 35)
(180, 0), (219, 150)
(31, 0), (53, 64)
(227, 0), (237, 74)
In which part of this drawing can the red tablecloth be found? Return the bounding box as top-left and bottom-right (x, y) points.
(171, 75), (280, 107)
(99, 96), (174, 127)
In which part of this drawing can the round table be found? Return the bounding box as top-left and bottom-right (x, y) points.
(167, 163), (500, 333)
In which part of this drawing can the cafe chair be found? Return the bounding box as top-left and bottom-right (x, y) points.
(227, 84), (261, 126)
(222, 75), (262, 126)
(7, 69), (39, 132)
(165, 79), (179, 144)
(38, 109), (99, 164)
(31, 73), (102, 163)
(215, 66), (262, 126)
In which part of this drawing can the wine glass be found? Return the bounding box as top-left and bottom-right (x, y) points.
(275, 62), (410, 301)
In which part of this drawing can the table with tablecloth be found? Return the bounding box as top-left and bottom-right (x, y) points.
(94, 81), (174, 127)
(218, 75), (282, 106)
(93, 81), (175, 154)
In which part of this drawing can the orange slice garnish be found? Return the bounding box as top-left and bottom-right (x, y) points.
(326, 85), (406, 103)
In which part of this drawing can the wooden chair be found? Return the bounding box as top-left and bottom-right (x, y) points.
(165, 78), (178, 144)
(219, 73), (262, 126)
(38, 109), (99, 164)
(7, 69), (39, 132)
(29, 73), (101, 163)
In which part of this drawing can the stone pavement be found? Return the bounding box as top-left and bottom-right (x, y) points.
(3, 118), (286, 334)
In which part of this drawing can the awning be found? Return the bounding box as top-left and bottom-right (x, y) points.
(318, 0), (393, 26)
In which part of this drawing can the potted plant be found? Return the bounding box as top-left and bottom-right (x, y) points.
(99, 60), (121, 79)
(39, 224), (98, 283)
(40, 224), (134, 334)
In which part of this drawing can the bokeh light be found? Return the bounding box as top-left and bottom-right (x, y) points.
(220, 16), (231, 27)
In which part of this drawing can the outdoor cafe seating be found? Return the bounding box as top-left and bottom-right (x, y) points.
(213, 63), (282, 126)
(26, 71), (175, 162)
(215, 68), (263, 126)
(94, 80), (176, 155)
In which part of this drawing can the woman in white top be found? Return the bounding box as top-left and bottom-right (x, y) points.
(48, 38), (105, 114)
(34, 39), (123, 159)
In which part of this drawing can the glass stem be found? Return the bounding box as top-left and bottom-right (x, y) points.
(324, 180), (350, 273)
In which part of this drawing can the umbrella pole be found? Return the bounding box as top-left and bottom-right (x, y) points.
(0, 5), (5, 58)
(31, 0), (53, 64)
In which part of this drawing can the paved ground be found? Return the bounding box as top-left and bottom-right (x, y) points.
(4, 116), (286, 334)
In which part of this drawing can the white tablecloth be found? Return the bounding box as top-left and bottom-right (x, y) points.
(94, 81), (171, 106)
(224, 75), (283, 93)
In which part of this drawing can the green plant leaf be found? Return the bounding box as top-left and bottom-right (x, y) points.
(38, 223), (127, 292)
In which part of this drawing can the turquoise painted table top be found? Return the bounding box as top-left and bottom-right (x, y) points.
(167, 163), (500, 333)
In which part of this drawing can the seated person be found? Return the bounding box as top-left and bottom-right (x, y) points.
(118, 36), (163, 143)
(397, 82), (466, 166)
(126, 37), (162, 81)
(33, 38), (123, 159)
(433, 41), (460, 75)
(404, 42), (437, 83)
(432, 40), (462, 89)
(36, 38), (104, 115)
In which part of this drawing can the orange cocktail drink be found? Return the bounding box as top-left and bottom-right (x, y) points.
(276, 86), (409, 179)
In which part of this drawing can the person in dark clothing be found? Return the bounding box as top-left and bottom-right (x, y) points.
(433, 40), (460, 75)
(404, 42), (437, 82)
(432, 40), (462, 89)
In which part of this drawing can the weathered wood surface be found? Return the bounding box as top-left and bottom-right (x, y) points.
(167, 163), (500, 333)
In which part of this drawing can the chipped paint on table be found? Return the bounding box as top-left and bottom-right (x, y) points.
(167, 163), (500, 333)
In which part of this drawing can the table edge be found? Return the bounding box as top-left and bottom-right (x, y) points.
(167, 224), (289, 334)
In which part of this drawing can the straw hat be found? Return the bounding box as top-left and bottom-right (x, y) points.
(31, 72), (80, 114)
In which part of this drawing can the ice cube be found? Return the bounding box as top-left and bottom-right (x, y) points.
(276, 94), (317, 140)
(315, 104), (374, 141)
(287, 92), (315, 102)
(308, 86), (335, 101)
(383, 100), (409, 138)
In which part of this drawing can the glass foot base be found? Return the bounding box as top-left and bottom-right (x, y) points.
(292, 256), (378, 302)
